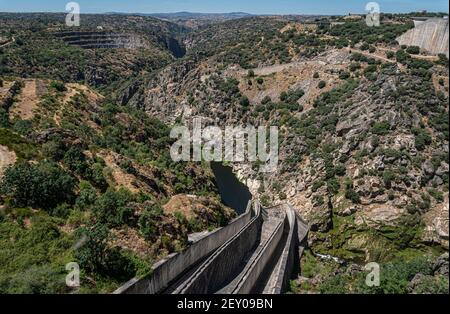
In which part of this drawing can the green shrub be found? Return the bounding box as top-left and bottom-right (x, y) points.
(75, 181), (97, 210)
(382, 170), (396, 188)
(318, 80), (326, 89)
(138, 203), (164, 241)
(339, 71), (350, 80)
(371, 121), (390, 135)
(49, 81), (67, 92)
(406, 46), (420, 55)
(74, 224), (136, 280)
(1, 161), (75, 210)
(0, 265), (67, 294)
(0, 108), (8, 128)
(261, 96), (271, 105)
(92, 188), (134, 226)
(358, 257), (433, 294)
(345, 188), (360, 204)
(413, 128), (432, 151)
(239, 96), (250, 107)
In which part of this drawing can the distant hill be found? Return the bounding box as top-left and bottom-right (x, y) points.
(146, 11), (253, 20)
(105, 11), (253, 20)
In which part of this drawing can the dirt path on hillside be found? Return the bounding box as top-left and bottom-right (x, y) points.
(0, 145), (17, 177)
(0, 36), (14, 48)
(345, 47), (395, 63)
(9, 79), (39, 120)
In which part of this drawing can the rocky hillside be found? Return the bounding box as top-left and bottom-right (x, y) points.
(119, 15), (449, 293)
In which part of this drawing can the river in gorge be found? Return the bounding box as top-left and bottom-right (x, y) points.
(210, 162), (252, 215)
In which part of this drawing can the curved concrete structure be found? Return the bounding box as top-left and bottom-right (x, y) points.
(115, 200), (309, 294)
(396, 18), (449, 57)
(172, 203), (263, 294)
(55, 31), (148, 49)
(114, 200), (256, 294)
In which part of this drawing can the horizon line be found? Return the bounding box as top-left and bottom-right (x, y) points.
(0, 10), (448, 15)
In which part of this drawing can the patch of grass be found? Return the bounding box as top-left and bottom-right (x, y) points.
(0, 128), (39, 161)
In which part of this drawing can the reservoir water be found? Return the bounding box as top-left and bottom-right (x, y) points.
(210, 162), (252, 215)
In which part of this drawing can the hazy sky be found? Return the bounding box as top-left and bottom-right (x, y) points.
(0, 0), (448, 15)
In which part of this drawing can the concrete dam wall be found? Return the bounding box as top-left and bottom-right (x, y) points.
(54, 31), (186, 57)
(114, 201), (256, 294)
(114, 201), (309, 294)
(55, 31), (148, 49)
(396, 18), (449, 57)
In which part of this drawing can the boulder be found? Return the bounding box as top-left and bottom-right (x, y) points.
(422, 196), (449, 249)
(355, 204), (406, 229)
(433, 253), (449, 277)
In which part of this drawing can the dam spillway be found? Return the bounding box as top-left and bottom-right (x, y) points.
(114, 201), (309, 294)
(55, 31), (148, 49)
(396, 17), (449, 57)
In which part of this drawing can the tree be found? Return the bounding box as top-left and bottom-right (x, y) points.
(74, 224), (136, 280)
(239, 96), (250, 107)
(406, 46), (420, 55)
(1, 162), (74, 210)
(138, 203), (164, 241)
(318, 80), (326, 89)
(92, 188), (134, 226)
(50, 81), (67, 92)
(261, 96), (271, 105)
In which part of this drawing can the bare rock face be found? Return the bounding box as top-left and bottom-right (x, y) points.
(332, 194), (360, 216)
(291, 189), (332, 233)
(433, 253), (449, 276)
(354, 204), (406, 229)
(422, 196), (449, 249)
(354, 176), (384, 199)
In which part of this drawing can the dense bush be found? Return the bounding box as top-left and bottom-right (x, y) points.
(1, 161), (75, 210)
(0, 215), (71, 294)
(406, 46), (420, 55)
(49, 81), (67, 92)
(74, 224), (137, 280)
(92, 188), (134, 227)
(138, 203), (164, 242)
